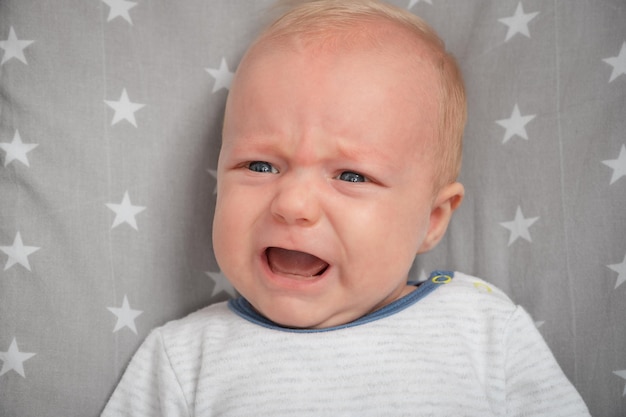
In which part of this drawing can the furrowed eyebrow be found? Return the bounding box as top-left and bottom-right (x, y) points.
(227, 136), (284, 156)
(335, 138), (394, 165)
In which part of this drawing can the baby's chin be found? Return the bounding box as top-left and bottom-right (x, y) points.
(252, 289), (410, 330)
(253, 299), (362, 330)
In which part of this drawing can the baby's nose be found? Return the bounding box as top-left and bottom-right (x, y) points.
(270, 172), (321, 226)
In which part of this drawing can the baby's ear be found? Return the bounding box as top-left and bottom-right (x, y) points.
(417, 182), (464, 254)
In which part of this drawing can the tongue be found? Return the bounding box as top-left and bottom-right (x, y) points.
(266, 247), (328, 277)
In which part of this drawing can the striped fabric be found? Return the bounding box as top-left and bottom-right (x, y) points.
(102, 272), (589, 416)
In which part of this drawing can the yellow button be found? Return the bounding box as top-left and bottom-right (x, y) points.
(431, 274), (452, 284)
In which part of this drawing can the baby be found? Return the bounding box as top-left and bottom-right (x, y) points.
(102, 0), (590, 415)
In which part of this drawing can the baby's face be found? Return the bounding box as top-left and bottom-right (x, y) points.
(213, 36), (452, 329)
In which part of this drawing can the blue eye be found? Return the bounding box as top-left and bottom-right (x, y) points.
(338, 171), (367, 183)
(248, 161), (278, 174)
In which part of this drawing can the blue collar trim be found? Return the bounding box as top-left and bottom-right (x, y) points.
(227, 270), (454, 333)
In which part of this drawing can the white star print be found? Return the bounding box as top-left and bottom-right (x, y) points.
(106, 191), (146, 230)
(207, 169), (218, 194)
(498, 2), (539, 42)
(499, 206), (539, 246)
(602, 144), (626, 185)
(0, 130), (39, 167)
(408, 0), (432, 8)
(0, 27), (34, 65)
(102, 0), (138, 24)
(0, 338), (36, 378)
(417, 269), (428, 283)
(607, 253), (626, 290)
(107, 295), (143, 334)
(603, 41), (626, 83)
(0, 232), (40, 271)
(496, 104), (536, 143)
(206, 271), (237, 298)
(205, 58), (235, 93)
(614, 370), (626, 396)
(104, 89), (145, 127)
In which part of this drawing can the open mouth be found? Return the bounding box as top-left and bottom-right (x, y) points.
(265, 247), (329, 278)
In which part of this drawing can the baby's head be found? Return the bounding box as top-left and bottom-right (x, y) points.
(252, 0), (466, 190)
(213, 0), (466, 329)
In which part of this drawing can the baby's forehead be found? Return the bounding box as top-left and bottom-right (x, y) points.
(237, 34), (440, 112)
(230, 17), (444, 122)
(240, 23), (441, 98)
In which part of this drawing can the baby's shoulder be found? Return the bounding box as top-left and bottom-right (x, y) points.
(150, 301), (237, 347)
(426, 271), (518, 314)
(407, 271), (531, 339)
(447, 271), (511, 299)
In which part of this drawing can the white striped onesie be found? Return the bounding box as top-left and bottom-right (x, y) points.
(101, 271), (590, 416)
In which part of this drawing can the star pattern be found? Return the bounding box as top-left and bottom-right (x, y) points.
(417, 269), (428, 283)
(102, 0), (138, 24)
(607, 253), (626, 290)
(498, 2), (539, 42)
(602, 144), (626, 185)
(207, 169), (218, 194)
(0, 27), (34, 65)
(0, 338), (36, 378)
(205, 58), (235, 93)
(0, 130), (39, 167)
(104, 89), (146, 127)
(408, 0), (432, 8)
(496, 104), (536, 143)
(0, 2), (624, 415)
(107, 295), (143, 334)
(0, 232), (40, 271)
(206, 271), (237, 298)
(614, 370), (626, 396)
(106, 191), (146, 230)
(603, 42), (626, 83)
(499, 206), (539, 246)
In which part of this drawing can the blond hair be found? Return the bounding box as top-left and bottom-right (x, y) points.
(254, 0), (466, 189)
